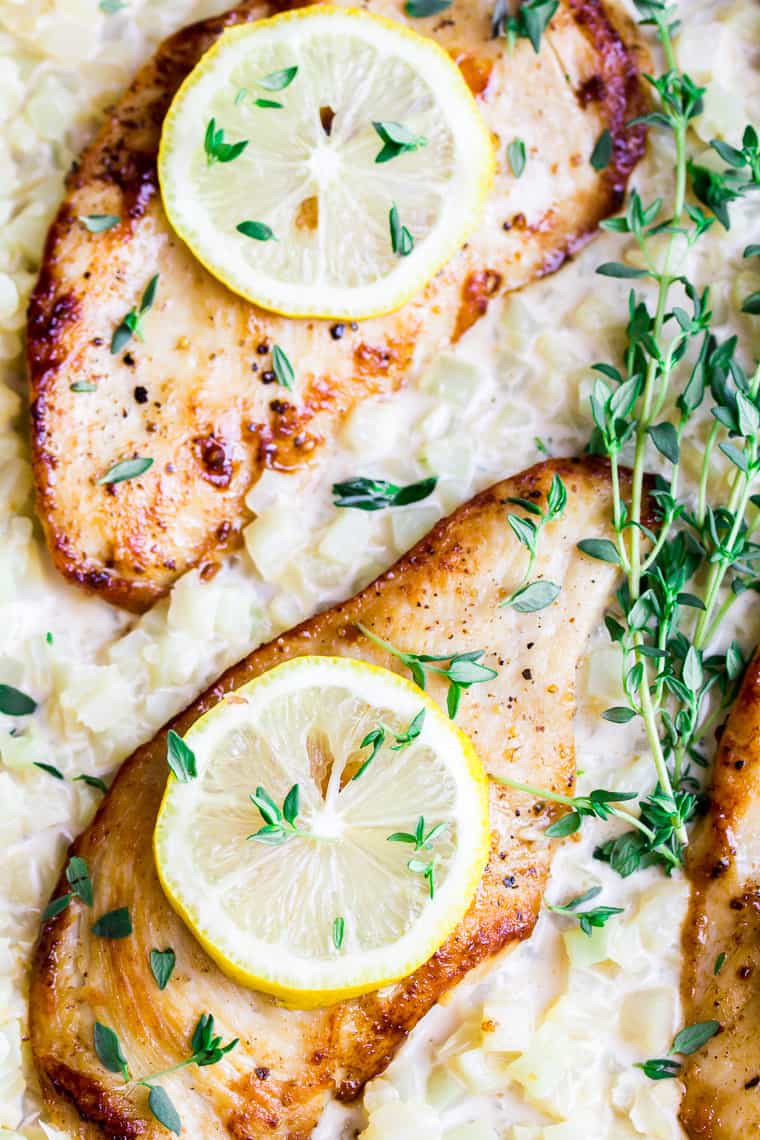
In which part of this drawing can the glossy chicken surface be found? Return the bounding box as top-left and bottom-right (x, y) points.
(28, 0), (647, 610)
(681, 650), (760, 1139)
(32, 457), (625, 1138)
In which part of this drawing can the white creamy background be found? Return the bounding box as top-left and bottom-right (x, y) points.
(0, 0), (758, 1137)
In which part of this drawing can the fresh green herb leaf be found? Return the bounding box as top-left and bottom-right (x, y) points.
(148, 1085), (181, 1134)
(74, 774), (108, 793)
(577, 538), (620, 564)
(547, 887), (624, 936)
(258, 66), (298, 91)
(248, 784), (305, 844)
(714, 951), (727, 976)
(110, 274), (159, 353)
(332, 475), (437, 510)
(236, 220), (277, 241)
(91, 907), (132, 939)
(388, 816), (448, 899)
(636, 1057), (682, 1080)
(70, 381), (97, 393)
(34, 762), (64, 779)
(505, 579), (561, 612)
(672, 1021), (720, 1055)
(590, 128), (613, 171)
(79, 214), (120, 233)
(355, 727), (385, 779)
(742, 291), (760, 315)
(602, 706), (637, 724)
(595, 261), (649, 279)
(167, 730), (197, 783)
(373, 120), (427, 164)
(356, 624), (497, 719)
(507, 138), (527, 178)
(150, 948), (176, 990)
(94, 1022), (130, 1080)
(66, 855), (93, 907)
(99, 0), (127, 11)
(0, 684), (37, 716)
(97, 457), (153, 486)
(204, 117), (249, 165)
(272, 344), (295, 390)
(405, 0), (452, 14)
(42, 893), (74, 921)
(254, 98), (283, 109)
(389, 202), (414, 257)
(332, 916), (345, 950)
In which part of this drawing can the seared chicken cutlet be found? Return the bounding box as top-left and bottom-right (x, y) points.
(681, 650), (760, 1139)
(32, 458), (630, 1139)
(28, 0), (647, 611)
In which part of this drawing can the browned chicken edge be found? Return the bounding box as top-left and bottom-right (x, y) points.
(26, 0), (649, 612)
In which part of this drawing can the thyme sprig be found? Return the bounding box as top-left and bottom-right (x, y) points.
(388, 815), (448, 898)
(545, 886), (624, 937)
(356, 623), (498, 718)
(500, 472), (566, 612)
(354, 708), (426, 780)
(509, 0), (758, 874)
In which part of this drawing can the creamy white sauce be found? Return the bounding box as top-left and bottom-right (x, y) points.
(0, 1), (758, 1137)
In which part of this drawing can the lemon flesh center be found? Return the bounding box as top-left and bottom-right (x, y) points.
(190, 36), (455, 291)
(185, 684), (460, 960)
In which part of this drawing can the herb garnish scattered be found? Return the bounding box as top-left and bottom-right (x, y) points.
(94, 1022), (129, 1080)
(99, 0), (127, 11)
(356, 623), (498, 719)
(150, 948), (176, 990)
(491, 0), (559, 53)
(590, 128), (613, 171)
(507, 138), (526, 178)
(332, 475), (437, 510)
(637, 1019), (720, 1080)
(97, 457), (153, 486)
(75, 774), (108, 793)
(388, 816), (448, 898)
(405, 0), (452, 14)
(70, 381), (97, 392)
(34, 762), (63, 779)
(247, 783), (304, 844)
(500, 473), (566, 612)
(167, 729), (197, 783)
(236, 220), (277, 242)
(110, 273), (159, 354)
(332, 916), (345, 950)
(204, 118), (248, 166)
(373, 121), (427, 164)
(42, 856), (94, 920)
(258, 66), (298, 91)
(389, 203), (414, 257)
(91, 906), (132, 939)
(354, 709), (426, 780)
(272, 344), (295, 390)
(79, 214), (120, 233)
(492, 0), (760, 877)
(93, 1014), (237, 1133)
(714, 951), (727, 976)
(0, 683), (37, 716)
(546, 885), (624, 936)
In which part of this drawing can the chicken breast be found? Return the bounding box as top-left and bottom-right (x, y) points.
(30, 457), (629, 1139)
(681, 651), (760, 1139)
(28, 0), (647, 611)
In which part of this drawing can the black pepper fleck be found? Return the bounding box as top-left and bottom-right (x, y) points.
(262, 370), (276, 384)
(330, 323), (345, 340)
(256, 342), (269, 355)
(134, 386), (148, 404)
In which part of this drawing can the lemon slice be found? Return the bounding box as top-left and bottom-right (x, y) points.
(154, 656), (489, 1007)
(157, 5), (495, 320)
